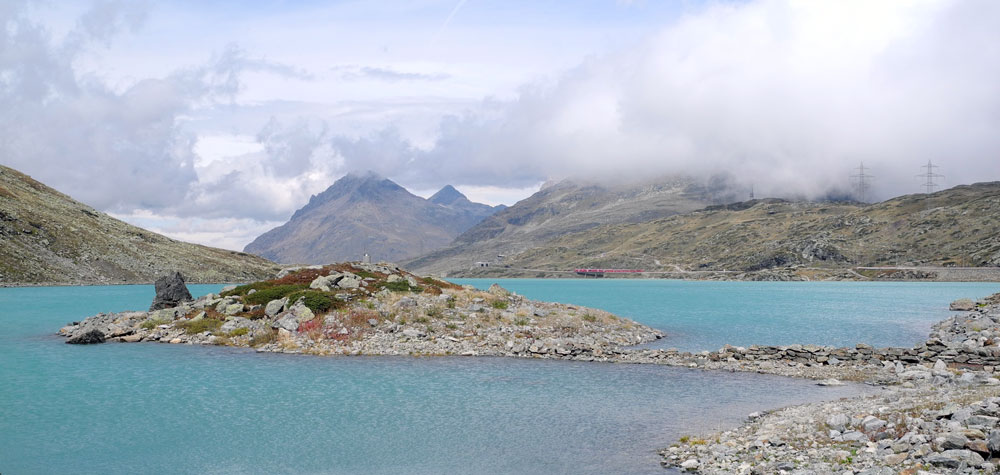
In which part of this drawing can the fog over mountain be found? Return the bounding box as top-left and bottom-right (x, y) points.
(1, 1), (997, 250)
(334, 1), (1000, 200)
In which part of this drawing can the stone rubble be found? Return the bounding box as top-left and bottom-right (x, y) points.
(662, 294), (1000, 474)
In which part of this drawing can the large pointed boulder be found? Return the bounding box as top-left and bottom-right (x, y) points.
(149, 272), (193, 311)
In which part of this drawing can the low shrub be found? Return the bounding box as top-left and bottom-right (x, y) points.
(514, 318), (529, 326)
(285, 290), (338, 313)
(297, 317), (323, 334)
(422, 285), (442, 296)
(228, 327), (249, 337)
(491, 300), (509, 310)
(346, 309), (379, 328)
(382, 280), (411, 292)
(243, 284), (310, 306)
(420, 277), (462, 290)
(582, 314), (597, 322)
(176, 318), (223, 335)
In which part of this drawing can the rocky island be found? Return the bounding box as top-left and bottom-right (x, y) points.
(59, 262), (661, 357)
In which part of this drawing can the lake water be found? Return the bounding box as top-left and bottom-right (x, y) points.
(2, 280), (994, 474)
(455, 279), (1000, 352)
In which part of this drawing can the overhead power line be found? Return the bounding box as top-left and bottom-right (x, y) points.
(850, 162), (874, 202)
(916, 160), (944, 194)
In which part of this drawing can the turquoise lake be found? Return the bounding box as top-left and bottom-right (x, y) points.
(456, 279), (1000, 352)
(2, 280), (996, 474)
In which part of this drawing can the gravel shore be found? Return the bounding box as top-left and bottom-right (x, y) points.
(660, 292), (1000, 474)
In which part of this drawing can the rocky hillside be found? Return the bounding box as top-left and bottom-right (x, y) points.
(0, 165), (280, 285)
(445, 182), (1000, 277)
(244, 172), (504, 265)
(406, 177), (729, 274)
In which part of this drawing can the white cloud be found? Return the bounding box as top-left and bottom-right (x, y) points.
(331, 0), (1000, 200)
(5, 0), (1000, 252)
(108, 211), (283, 252)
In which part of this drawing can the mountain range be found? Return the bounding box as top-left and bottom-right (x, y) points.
(0, 165), (279, 285)
(408, 181), (1000, 278)
(5, 160), (996, 285)
(243, 172), (505, 264)
(405, 176), (736, 274)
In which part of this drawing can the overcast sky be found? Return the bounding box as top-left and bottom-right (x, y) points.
(2, 0), (999, 251)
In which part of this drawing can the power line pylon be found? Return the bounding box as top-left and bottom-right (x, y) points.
(850, 162), (874, 202)
(916, 160), (944, 194)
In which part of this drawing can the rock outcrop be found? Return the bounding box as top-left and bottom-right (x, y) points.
(149, 272), (193, 311)
(66, 329), (105, 344)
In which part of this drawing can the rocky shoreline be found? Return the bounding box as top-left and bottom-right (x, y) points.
(57, 264), (1000, 473)
(659, 292), (1000, 474)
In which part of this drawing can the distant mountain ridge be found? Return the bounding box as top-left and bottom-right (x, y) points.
(406, 176), (730, 274)
(0, 165), (280, 284)
(243, 172), (505, 264)
(411, 180), (1000, 278)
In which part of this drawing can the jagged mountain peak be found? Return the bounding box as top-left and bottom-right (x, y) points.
(429, 185), (469, 205)
(245, 174), (504, 264)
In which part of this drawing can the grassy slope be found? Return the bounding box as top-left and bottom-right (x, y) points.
(0, 165), (280, 284)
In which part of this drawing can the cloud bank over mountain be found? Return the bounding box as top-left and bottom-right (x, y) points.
(2, 0), (998, 249)
(332, 0), (1000, 199)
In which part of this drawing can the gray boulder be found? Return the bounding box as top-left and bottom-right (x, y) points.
(988, 429), (1000, 455)
(265, 298), (287, 317)
(309, 273), (342, 291)
(395, 297), (416, 308)
(273, 314), (299, 332)
(67, 329), (106, 344)
(149, 272), (193, 311)
(337, 274), (362, 289)
(220, 317), (251, 333)
(222, 303), (244, 316)
(288, 301), (315, 322)
(941, 433), (969, 450)
(927, 449), (984, 469)
(488, 283), (510, 296)
(950, 298), (976, 311)
(402, 328), (426, 338)
(826, 413), (849, 431)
